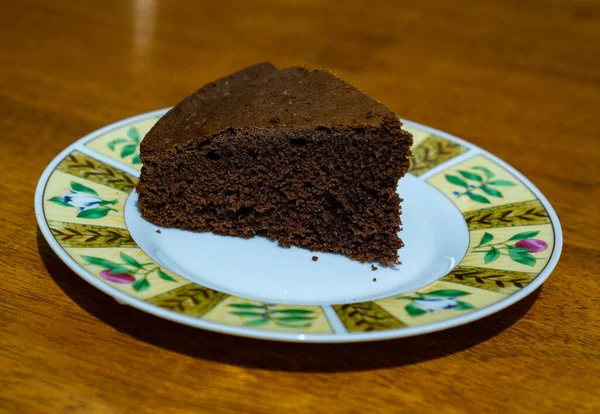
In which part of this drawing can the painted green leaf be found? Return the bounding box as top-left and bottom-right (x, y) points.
(71, 181), (98, 196)
(127, 127), (140, 143)
(132, 278), (150, 292)
(244, 319), (269, 327)
(508, 247), (532, 253)
(476, 232), (494, 247)
(120, 252), (142, 268)
(80, 257), (130, 274)
(228, 303), (264, 309)
(405, 303), (427, 316)
(274, 321), (312, 328)
(131, 153), (141, 164)
(445, 174), (468, 188)
(77, 208), (110, 219)
(81, 255), (119, 268)
(508, 231), (540, 241)
(104, 266), (131, 274)
(230, 311), (265, 317)
(484, 247), (501, 264)
(423, 290), (470, 298)
(100, 199), (118, 206)
(468, 193), (491, 204)
(509, 250), (536, 266)
(488, 180), (515, 186)
(456, 301), (475, 310)
(276, 309), (315, 315)
(481, 186), (503, 198)
(274, 316), (314, 322)
(108, 138), (127, 150)
(48, 196), (71, 207)
(275, 320), (313, 326)
(458, 170), (483, 182)
(121, 144), (137, 158)
(472, 166), (494, 179)
(157, 268), (176, 282)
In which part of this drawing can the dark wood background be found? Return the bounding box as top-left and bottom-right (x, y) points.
(1, 0), (599, 412)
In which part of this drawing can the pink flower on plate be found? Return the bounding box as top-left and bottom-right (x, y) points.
(515, 239), (548, 253)
(99, 270), (136, 284)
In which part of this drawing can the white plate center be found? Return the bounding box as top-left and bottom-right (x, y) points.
(125, 175), (469, 305)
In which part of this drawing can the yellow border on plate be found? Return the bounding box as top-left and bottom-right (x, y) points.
(37, 113), (558, 338)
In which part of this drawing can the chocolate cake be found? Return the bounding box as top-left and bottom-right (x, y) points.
(137, 62), (412, 264)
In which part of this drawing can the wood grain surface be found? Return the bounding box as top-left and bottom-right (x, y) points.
(1, 0), (599, 412)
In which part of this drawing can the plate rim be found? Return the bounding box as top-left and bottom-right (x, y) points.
(34, 110), (563, 343)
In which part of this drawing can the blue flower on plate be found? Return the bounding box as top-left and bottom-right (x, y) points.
(412, 298), (461, 313)
(47, 181), (118, 219)
(62, 190), (102, 212)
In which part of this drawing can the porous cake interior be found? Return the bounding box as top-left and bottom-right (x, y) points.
(137, 63), (412, 264)
(138, 123), (411, 264)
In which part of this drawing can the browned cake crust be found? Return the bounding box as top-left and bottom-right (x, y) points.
(137, 62), (412, 264)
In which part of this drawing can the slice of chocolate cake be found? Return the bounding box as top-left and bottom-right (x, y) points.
(137, 62), (412, 264)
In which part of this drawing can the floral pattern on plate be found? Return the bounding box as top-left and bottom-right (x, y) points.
(373, 281), (506, 327)
(461, 225), (554, 273)
(395, 289), (474, 316)
(66, 247), (185, 300)
(48, 181), (119, 219)
(203, 297), (333, 334)
(427, 155), (536, 211)
(85, 118), (159, 170)
(44, 170), (128, 229)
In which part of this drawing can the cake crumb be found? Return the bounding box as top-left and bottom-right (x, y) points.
(371, 264), (378, 271)
(372, 277), (377, 282)
(156, 229), (161, 234)
(312, 256), (318, 262)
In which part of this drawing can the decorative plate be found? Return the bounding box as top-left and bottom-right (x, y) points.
(35, 109), (562, 342)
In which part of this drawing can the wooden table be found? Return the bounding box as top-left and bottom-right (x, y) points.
(1, 0), (599, 412)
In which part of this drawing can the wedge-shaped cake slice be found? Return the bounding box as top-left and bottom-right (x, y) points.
(137, 62), (412, 264)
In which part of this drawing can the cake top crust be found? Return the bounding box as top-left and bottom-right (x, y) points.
(141, 62), (401, 156)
